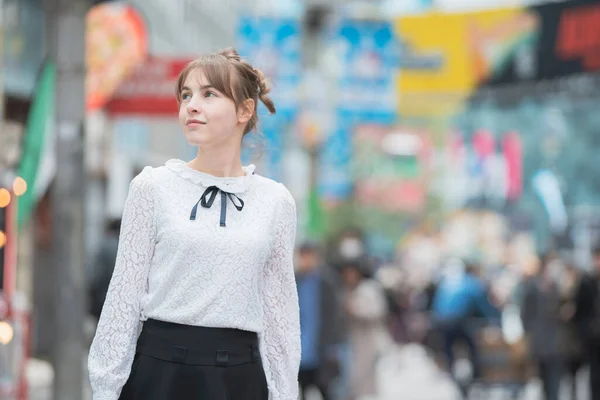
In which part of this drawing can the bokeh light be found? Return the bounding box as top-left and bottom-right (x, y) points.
(0, 322), (14, 345)
(0, 189), (11, 208)
(13, 177), (27, 197)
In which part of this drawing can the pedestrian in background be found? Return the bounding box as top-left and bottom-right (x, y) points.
(341, 260), (391, 400)
(560, 257), (586, 400)
(520, 254), (566, 400)
(296, 241), (344, 400)
(432, 258), (499, 383)
(88, 218), (121, 320)
(574, 244), (600, 400)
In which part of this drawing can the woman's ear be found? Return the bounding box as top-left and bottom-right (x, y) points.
(237, 98), (255, 124)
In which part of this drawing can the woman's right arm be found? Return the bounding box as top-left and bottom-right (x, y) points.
(88, 167), (156, 400)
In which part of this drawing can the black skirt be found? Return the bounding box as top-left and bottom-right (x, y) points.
(118, 318), (269, 400)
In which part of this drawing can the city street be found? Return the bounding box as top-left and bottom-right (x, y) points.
(28, 343), (590, 400)
(27, 344), (457, 400)
(303, 343), (590, 400)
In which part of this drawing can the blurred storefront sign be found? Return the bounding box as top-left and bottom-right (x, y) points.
(395, 1), (600, 116)
(478, 1), (600, 86)
(396, 8), (535, 93)
(3, 0), (45, 98)
(353, 124), (429, 213)
(443, 128), (524, 210)
(395, 7), (536, 116)
(86, 3), (148, 112)
(350, 124), (431, 247)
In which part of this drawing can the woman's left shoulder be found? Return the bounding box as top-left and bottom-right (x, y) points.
(252, 175), (296, 209)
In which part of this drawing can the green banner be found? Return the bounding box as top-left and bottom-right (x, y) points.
(17, 60), (55, 229)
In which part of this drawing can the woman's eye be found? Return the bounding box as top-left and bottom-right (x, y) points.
(205, 91), (217, 98)
(181, 93), (192, 101)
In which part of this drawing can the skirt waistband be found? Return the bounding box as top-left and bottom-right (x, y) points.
(137, 318), (260, 366)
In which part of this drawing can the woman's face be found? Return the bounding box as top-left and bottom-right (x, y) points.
(178, 69), (242, 148)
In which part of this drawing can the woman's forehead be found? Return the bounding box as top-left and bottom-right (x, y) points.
(183, 69), (210, 87)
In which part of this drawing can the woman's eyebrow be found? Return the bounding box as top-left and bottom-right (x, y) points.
(181, 84), (216, 92)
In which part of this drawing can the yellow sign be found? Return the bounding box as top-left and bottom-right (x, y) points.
(395, 8), (538, 116)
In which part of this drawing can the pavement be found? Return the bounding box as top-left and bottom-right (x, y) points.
(27, 357), (92, 400)
(305, 343), (591, 400)
(27, 343), (591, 400)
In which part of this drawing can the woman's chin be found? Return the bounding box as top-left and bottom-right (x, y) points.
(185, 133), (214, 147)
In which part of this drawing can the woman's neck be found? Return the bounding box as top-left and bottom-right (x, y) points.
(188, 147), (244, 178)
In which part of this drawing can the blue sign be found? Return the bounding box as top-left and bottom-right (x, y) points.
(320, 20), (400, 200)
(237, 17), (302, 181)
(335, 20), (400, 120)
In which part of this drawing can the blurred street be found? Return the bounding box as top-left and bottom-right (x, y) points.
(24, 344), (461, 400)
(26, 342), (592, 400)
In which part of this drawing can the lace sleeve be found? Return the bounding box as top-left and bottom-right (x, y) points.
(258, 185), (301, 400)
(88, 167), (156, 400)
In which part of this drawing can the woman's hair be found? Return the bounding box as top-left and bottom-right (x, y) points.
(175, 47), (276, 135)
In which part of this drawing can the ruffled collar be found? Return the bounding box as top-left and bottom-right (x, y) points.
(165, 159), (256, 194)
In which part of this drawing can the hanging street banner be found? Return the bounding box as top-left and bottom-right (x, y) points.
(320, 19), (401, 203)
(86, 3), (148, 112)
(17, 61), (55, 229)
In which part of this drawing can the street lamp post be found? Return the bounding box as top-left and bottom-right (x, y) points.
(45, 0), (91, 398)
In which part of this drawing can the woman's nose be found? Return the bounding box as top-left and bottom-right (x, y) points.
(186, 97), (202, 113)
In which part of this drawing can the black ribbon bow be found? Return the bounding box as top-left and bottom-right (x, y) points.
(190, 186), (245, 227)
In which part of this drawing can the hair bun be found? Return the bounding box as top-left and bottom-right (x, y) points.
(252, 67), (275, 114)
(254, 68), (271, 96)
(219, 47), (241, 62)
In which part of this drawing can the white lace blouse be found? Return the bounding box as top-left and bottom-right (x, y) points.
(88, 159), (301, 400)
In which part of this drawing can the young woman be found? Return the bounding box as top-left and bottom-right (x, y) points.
(88, 48), (300, 400)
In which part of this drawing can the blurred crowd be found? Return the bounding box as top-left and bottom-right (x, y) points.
(291, 238), (600, 400)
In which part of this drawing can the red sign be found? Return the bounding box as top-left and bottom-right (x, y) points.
(355, 180), (426, 213)
(105, 57), (193, 116)
(556, 4), (600, 70)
